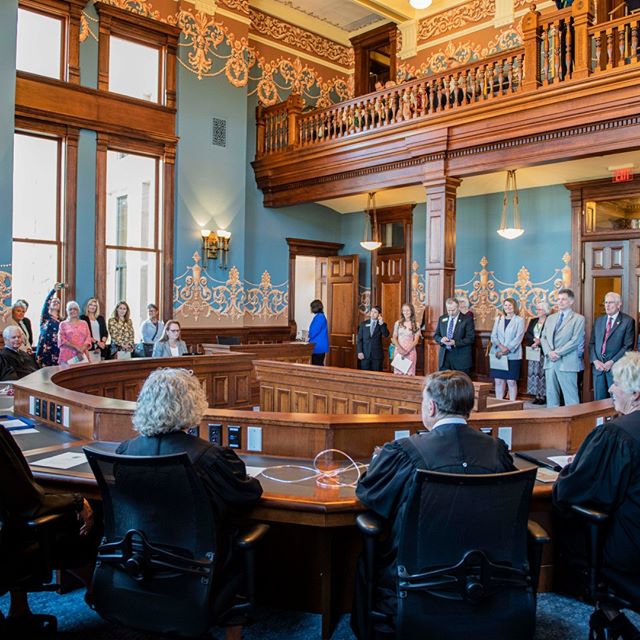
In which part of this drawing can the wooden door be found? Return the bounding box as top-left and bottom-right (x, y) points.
(326, 255), (359, 368)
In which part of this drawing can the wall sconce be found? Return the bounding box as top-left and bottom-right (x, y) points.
(200, 228), (231, 269)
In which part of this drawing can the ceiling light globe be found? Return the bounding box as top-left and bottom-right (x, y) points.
(360, 241), (382, 251)
(497, 228), (525, 240)
(409, 0), (433, 9)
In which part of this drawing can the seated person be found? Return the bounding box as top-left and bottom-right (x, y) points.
(0, 425), (94, 619)
(351, 370), (515, 638)
(117, 368), (262, 569)
(553, 351), (640, 576)
(151, 320), (188, 358)
(0, 326), (38, 380)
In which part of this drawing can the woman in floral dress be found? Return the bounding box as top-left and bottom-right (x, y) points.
(36, 283), (63, 367)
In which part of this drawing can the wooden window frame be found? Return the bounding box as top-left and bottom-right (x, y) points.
(94, 1), (179, 108)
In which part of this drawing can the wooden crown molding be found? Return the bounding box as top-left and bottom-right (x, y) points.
(286, 237), (344, 256)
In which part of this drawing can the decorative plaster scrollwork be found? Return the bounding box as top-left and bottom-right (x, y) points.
(417, 0), (495, 43)
(0, 268), (11, 318)
(244, 272), (288, 320)
(411, 261), (426, 327)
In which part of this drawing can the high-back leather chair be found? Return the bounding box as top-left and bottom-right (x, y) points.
(84, 446), (268, 638)
(357, 467), (549, 640)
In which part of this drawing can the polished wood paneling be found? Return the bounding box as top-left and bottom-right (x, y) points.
(327, 255), (359, 367)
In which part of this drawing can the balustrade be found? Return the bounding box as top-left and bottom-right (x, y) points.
(590, 13), (640, 72)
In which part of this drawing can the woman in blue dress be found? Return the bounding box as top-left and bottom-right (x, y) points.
(308, 299), (329, 366)
(36, 283), (63, 367)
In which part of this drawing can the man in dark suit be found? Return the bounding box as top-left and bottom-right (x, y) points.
(0, 326), (38, 380)
(433, 297), (475, 374)
(351, 370), (515, 637)
(356, 305), (389, 371)
(589, 291), (635, 400)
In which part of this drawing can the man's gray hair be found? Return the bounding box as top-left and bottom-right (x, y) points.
(612, 352), (640, 395)
(423, 370), (475, 419)
(604, 291), (622, 303)
(133, 368), (207, 437)
(445, 297), (459, 306)
(2, 325), (21, 342)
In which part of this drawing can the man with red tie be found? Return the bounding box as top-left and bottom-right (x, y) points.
(589, 292), (635, 400)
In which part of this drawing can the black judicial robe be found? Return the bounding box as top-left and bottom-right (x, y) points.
(553, 411), (640, 573)
(352, 423), (515, 635)
(0, 346), (38, 381)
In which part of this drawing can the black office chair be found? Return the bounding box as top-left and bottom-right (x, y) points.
(570, 505), (640, 640)
(216, 335), (242, 346)
(357, 467), (549, 640)
(84, 446), (268, 638)
(0, 426), (79, 636)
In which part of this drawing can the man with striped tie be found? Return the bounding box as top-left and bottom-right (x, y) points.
(541, 288), (585, 407)
(589, 292), (635, 400)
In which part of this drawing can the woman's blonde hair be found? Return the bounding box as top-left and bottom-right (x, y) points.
(84, 298), (100, 316)
(133, 368), (207, 436)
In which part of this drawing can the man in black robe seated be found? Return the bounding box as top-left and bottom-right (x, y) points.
(0, 326), (38, 380)
(553, 351), (640, 583)
(351, 370), (515, 638)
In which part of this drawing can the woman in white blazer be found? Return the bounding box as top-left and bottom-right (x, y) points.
(490, 297), (525, 401)
(152, 320), (189, 358)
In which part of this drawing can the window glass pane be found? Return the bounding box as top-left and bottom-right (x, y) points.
(106, 151), (156, 248)
(16, 9), (62, 79)
(109, 36), (159, 102)
(13, 134), (60, 240)
(106, 249), (157, 336)
(11, 242), (58, 344)
(587, 199), (640, 232)
(381, 222), (404, 249)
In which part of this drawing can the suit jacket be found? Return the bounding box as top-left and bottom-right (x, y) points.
(356, 319), (389, 360)
(433, 313), (475, 370)
(490, 315), (525, 360)
(0, 347), (38, 381)
(588, 312), (635, 366)
(152, 340), (189, 358)
(540, 310), (585, 372)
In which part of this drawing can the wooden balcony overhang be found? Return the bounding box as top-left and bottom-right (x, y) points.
(253, 5), (640, 207)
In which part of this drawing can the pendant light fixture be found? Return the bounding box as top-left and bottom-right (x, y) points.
(497, 169), (524, 240)
(360, 192), (382, 251)
(409, 0), (432, 8)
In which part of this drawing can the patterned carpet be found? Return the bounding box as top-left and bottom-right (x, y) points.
(2, 589), (638, 639)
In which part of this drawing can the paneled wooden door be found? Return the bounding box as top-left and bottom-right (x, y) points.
(326, 255), (359, 367)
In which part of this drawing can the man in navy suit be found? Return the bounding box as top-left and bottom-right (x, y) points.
(357, 306), (390, 371)
(589, 292), (635, 400)
(433, 298), (475, 375)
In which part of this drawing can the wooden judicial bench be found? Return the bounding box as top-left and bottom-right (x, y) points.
(10, 357), (617, 639)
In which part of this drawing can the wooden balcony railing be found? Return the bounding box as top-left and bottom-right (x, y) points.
(255, 3), (640, 158)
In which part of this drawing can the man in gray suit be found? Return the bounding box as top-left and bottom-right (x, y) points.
(541, 288), (585, 407)
(589, 292), (636, 400)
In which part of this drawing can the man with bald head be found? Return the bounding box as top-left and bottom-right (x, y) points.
(0, 326), (38, 380)
(589, 292), (635, 400)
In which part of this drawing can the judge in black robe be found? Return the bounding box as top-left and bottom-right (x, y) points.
(553, 351), (640, 576)
(351, 371), (515, 638)
(0, 326), (38, 380)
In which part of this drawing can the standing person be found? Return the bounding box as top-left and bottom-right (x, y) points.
(433, 297), (475, 375)
(458, 297), (474, 320)
(139, 303), (164, 355)
(81, 298), (109, 360)
(308, 299), (329, 366)
(152, 320), (188, 358)
(36, 283), (63, 367)
(489, 298), (525, 401)
(108, 301), (135, 357)
(525, 302), (550, 404)
(351, 370), (515, 638)
(540, 288), (585, 407)
(357, 306), (389, 371)
(589, 292), (635, 401)
(58, 301), (93, 365)
(391, 303), (420, 376)
(9, 300), (33, 353)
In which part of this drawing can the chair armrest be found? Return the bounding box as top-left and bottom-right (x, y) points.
(527, 520), (550, 545)
(234, 523), (270, 551)
(356, 511), (385, 537)
(570, 505), (610, 525)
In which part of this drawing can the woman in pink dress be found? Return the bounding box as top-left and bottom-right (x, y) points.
(391, 303), (421, 375)
(58, 301), (93, 365)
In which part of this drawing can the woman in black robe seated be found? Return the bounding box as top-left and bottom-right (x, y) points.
(553, 351), (640, 584)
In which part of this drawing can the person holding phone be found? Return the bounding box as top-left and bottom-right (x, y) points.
(357, 306), (389, 371)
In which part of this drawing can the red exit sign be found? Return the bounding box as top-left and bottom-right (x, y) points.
(613, 167), (634, 182)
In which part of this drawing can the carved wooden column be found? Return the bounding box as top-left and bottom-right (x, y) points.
(286, 94), (304, 150)
(162, 145), (176, 323)
(64, 129), (79, 298)
(423, 177), (461, 375)
(521, 5), (542, 92)
(572, 0), (594, 80)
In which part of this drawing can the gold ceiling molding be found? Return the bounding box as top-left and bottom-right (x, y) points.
(417, 0), (495, 43)
(249, 8), (354, 68)
(218, 0), (250, 15)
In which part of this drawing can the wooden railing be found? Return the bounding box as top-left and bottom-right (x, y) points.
(255, 4), (640, 157)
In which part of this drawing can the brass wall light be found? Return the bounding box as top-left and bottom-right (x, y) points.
(201, 228), (231, 269)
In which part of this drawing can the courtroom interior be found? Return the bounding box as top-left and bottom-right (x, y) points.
(2, 0), (640, 637)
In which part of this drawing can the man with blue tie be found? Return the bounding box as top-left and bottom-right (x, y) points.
(433, 298), (475, 375)
(588, 292), (635, 400)
(541, 288), (585, 407)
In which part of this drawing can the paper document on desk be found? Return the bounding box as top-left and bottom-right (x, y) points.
(8, 428), (39, 435)
(0, 419), (29, 429)
(548, 455), (574, 468)
(536, 468), (559, 483)
(32, 452), (86, 470)
(245, 466), (266, 478)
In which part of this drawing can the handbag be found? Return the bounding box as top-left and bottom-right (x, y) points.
(389, 343), (395, 360)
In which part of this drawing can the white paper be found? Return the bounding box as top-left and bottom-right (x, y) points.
(489, 353), (509, 371)
(8, 428), (39, 435)
(536, 468), (559, 483)
(394, 430), (411, 440)
(247, 426), (262, 452)
(391, 353), (412, 374)
(525, 347), (541, 362)
(498, 426), (512, 450)
(245, 466), (266, 478)
(548, 455), (574, 468)
(0, 419), (29, 428)
(32, 451), (86, 470)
